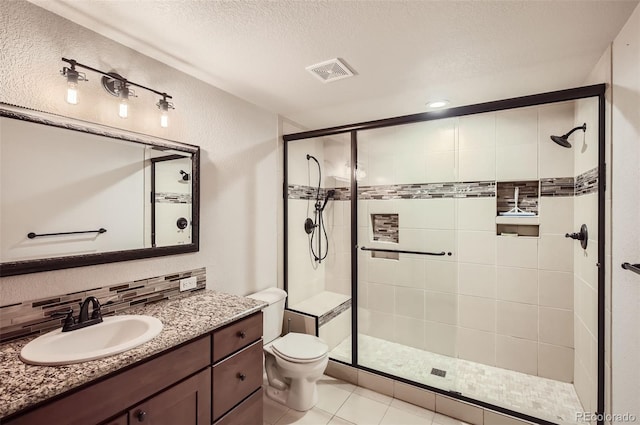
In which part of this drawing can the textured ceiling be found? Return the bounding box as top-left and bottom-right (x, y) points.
(31, 0), (639, 129)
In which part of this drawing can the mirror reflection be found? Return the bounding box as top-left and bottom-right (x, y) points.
(0, 104), (199, 276)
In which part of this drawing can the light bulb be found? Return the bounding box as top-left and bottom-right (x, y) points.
(160, 110), (168, 128)
(66, 84), (78, 105)
(65, 68), (79, 105)
(119, 99), (128, 119)
(157, 97), (171, 128)
(118, 85), (129, 119)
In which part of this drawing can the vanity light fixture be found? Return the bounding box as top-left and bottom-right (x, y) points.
(157, 95), (174, 128)
(60, 57), (174, 127)
(60, 60), (87, 105)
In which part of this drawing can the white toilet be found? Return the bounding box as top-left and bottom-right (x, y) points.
(248, 287), (329, 411)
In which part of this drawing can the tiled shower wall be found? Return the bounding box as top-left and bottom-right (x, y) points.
(354, 101), (593, 383)
(286, 134), (352, 307)
(286, 100), (601, 388)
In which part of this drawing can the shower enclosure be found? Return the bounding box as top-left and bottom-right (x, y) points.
(283, 85), (605, 425)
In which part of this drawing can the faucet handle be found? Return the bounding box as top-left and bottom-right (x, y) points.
(51, 308), (75, 329)
(91, 301), (103, 320)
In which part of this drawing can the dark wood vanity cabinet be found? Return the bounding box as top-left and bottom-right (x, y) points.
(4, 312), (264, 425)
(211, 312), (264, 424)
(127, 369), (211, 425)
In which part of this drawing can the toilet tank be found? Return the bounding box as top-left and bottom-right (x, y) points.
(247, 287), (287, 344)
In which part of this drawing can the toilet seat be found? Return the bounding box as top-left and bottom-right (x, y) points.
(271, 333), (328, 364)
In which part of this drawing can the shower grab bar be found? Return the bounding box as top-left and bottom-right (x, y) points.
(621, 262), (640, 276)
(360, 246), (452, 256)
(27, 228), (107, 239)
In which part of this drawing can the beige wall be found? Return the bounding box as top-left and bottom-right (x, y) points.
(0, 0), (279, 303)
(611, 2), (640, 421)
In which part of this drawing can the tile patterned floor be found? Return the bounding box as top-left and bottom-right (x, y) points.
(264, 375), (471, 425)
(330, 334), (583, 425)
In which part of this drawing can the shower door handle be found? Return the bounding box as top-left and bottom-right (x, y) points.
(360, 246), (451, 256)
(622, 262), (640, 276)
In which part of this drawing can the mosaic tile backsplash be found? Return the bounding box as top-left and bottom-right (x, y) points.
(371, 214), (399, 243)
(0, 268), (206, 343)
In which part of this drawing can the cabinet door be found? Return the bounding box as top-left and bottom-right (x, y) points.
(129, 369), (210, 425)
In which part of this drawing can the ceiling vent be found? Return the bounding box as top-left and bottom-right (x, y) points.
(306, 58), (354, 83)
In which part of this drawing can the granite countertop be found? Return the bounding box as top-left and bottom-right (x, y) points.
(0, 290), (267, 419)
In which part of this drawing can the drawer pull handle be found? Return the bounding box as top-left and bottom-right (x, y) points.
(135, 410), (147, 422)
(238, 330), (246, 339)
(238, 373), (246, 381)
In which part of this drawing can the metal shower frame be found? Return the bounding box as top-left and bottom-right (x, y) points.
(282, 84), (606, 425)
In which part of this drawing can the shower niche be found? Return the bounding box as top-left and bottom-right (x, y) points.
(496, 180), (540, 236)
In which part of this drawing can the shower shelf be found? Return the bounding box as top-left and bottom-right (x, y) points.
(495, 216), (539, 225)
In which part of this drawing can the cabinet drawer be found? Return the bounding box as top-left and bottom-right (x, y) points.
(212, 312), (262, 362)
(214, 387), (263, 425)
(212, 340), (263, 421)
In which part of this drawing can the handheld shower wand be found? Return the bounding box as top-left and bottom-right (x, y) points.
(304, 154), (334, 263)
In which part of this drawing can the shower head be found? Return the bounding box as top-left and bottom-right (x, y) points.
(550, 123), (586, 148)
(320, 189), (335, 211)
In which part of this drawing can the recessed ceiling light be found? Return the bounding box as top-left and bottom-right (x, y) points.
(427, 100), (449, 108)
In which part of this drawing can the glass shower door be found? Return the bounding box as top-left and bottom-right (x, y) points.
(355, 118), (459, 391)
(285, 133), (352, 365)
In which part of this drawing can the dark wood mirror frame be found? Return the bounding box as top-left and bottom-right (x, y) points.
(0, 104), (200, 277)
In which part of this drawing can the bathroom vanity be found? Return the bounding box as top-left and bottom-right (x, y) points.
(0, 291), (266, 425)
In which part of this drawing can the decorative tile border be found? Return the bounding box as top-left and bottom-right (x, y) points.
(155, 192), (192, 203)
(540, 177), (575, 197)
(575, 167), (599, 196)
(287, 185), (348, 201)
(318, 298), (352, 327)
(289, 181), (496, 200)
(0, 268), (206, 343)
(287, 184), (320, 200)
(372, 214), (399, 243)
(358, 181), (496, 199)
(289, 171), (597, 202)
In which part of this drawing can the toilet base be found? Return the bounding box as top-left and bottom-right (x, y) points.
(264, 381), (319, 412)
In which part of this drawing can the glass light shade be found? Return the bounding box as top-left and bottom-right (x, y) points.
(118, 100), (128, 119)
(160, 111), (168, 128)
(66, 84), (78, 105)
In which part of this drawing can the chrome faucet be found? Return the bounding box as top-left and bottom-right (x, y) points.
(52, 296), (103, 332)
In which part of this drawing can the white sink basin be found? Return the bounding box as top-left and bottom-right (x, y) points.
(20, 315), (163, 366)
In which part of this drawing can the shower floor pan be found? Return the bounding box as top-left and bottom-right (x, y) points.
(331, 334), (583, 425)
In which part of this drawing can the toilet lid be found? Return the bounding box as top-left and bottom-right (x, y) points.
(271, 333), (328, 363)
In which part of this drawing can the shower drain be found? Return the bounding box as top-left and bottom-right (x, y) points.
(431, 368), (447, 378)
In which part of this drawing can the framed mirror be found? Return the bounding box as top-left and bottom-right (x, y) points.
(0, 103), (200, 276)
